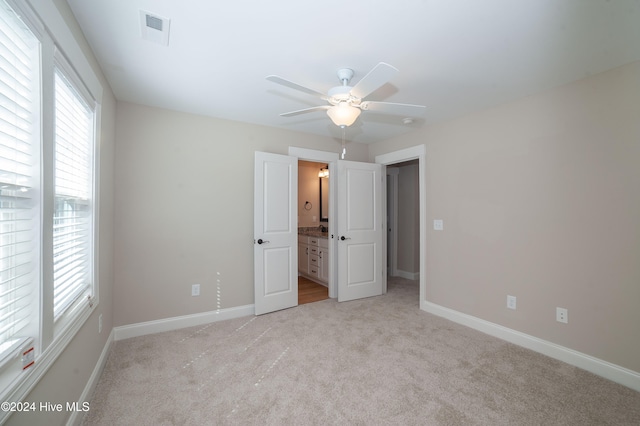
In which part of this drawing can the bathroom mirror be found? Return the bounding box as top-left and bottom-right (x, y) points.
(319, 176), (328, 222)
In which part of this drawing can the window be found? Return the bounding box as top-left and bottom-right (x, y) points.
(53, 68), (94, 320)
(0, 0), (40, 365)
(0, 0), (99, 407)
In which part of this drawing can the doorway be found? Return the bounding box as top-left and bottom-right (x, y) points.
(376, 145), (426, 307)
(297, 160), (330, 304)
(289, 147), (340, 301)
(386, 159), (419, 281)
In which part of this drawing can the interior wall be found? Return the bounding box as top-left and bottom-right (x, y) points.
(114, 103), (368, 327)
(298, 161), (324, 227)
(397, 162), (419, 276)
(368, 60), (640, 374)
(7, 1), (117, 425)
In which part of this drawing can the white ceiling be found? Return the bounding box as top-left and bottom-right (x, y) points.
(66, 0), (640, 144)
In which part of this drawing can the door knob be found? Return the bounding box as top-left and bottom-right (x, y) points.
(340, 236), (351, 241)
(257, 238), (270, 244)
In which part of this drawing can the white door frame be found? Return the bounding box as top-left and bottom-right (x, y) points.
(288, 147), (339, 298)
(375, 145), (426, 308)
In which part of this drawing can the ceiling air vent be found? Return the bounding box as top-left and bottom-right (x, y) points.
(139, 10), (171, 46)
(146, 15), (163, 31)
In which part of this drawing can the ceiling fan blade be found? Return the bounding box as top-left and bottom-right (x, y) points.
(280, 105), (330, 117)
(266, 75), (326, 99)
(350, 62), (399, 99)
(360, 101), (426, 117)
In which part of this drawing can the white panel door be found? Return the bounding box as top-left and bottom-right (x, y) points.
(337, 160), (384, 302)
(254, 152), (298, 315)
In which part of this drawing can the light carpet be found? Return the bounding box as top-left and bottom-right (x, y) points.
(82, 278), (640, 425)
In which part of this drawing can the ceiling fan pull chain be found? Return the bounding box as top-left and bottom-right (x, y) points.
(341, 127), (346, 159)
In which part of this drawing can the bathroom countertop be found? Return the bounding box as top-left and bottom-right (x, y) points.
(298, 231), (329, 238)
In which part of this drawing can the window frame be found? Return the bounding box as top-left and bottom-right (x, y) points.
(51, 53), (98, 334)
(0, 0), (101, 414)
(0, 0), (42, 371)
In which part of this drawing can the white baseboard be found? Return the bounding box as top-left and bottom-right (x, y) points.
(421, 300), (640, 392)
(395, 270), (420, 281)
(113, 304), (255, 341)
(67, 328), (114, 426)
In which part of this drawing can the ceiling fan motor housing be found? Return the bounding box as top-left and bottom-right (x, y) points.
(328, 85), (354, 104)
(329, 68), (357, 105)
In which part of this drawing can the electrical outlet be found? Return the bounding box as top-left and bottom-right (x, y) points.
(192, 284), (200, 297)
(433, 219), (444, 231)
(556, 307), (568, 323)
(507, 295), (517, 310)
(98, 314), (103, 333)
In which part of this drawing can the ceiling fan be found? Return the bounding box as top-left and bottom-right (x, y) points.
(266, 62), (426, 128)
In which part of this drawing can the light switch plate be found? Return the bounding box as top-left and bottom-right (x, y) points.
(433, 219), (444, 231)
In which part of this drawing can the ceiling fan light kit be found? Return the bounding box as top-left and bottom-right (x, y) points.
(327, 103), (361, 127)
(266, 62), (425, 129)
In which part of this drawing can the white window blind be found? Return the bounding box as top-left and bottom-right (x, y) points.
(0, 0), (39, 357)
(53, 68), (94, 319)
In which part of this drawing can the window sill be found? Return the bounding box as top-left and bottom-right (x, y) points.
(0, 301), (95, 424)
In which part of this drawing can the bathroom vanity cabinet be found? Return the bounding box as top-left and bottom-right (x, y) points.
(298, 235), (329, 286)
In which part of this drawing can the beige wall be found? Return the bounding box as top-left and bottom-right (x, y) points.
(114, 103), (367, 326)
(396, 162), (420, 275)
(370, 60), (640, 373)
(6, 1), (116, 425)
(298, 161), (325, 227)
